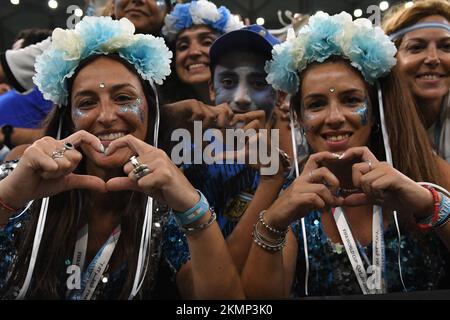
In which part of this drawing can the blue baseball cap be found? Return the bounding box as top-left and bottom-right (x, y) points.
(209, 24), (281, 70)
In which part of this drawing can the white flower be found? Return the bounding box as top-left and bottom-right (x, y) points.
(51, 28), (83, 60)
(190, 0), (220, 24)
(102, 18), (135, 51)
(224, 17), (244, 33)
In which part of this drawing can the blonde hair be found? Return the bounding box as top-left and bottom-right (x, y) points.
(382, 0), (450, 45)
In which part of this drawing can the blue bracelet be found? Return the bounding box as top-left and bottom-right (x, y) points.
(173, 190), (210, 226)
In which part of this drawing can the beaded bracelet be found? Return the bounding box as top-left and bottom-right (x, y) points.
(179, 209), (217, 235)
(416, 186), (442, 231)
(252, 220), (287, 252)
(259, 210), (289, 236)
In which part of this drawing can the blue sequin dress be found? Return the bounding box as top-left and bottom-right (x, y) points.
(0, 203), (169, 299)
(291, 210), (450, 297)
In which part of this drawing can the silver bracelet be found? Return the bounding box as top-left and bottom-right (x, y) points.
(259, 210), (289, 236)
(180, 209), (217, 235)
(252, 220), (287, 252)
(0, 159), (19, 180)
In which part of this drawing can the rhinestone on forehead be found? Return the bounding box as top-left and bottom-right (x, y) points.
(99, 82), (105, 88)
(329, 87), (336, 93)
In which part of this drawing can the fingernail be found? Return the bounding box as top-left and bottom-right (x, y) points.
(104, 147), (109, 156)
(332, 153), (342, 159)
(100, 145), (105, 154)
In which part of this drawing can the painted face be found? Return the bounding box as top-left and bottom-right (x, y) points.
(396, 15), (450, 104)
(175, 25), (218, 85)
(299, 62), (372, 154)
(114, 0), (167, 34)
(213, 51), (277, 118)
(70, 57), (149, 169)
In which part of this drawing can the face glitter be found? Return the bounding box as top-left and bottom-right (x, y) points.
(118, 97), (145, 123)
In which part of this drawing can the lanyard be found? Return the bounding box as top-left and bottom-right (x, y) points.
(70, 224), (121, 300)
(333, 206), (386, 294)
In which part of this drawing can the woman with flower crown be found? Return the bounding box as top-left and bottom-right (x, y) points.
(383, 0), (450, 163)
(240, 11), (450, 297)
(0, 16), (244, 300)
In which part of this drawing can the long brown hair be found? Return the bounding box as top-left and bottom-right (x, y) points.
(2, 55), (159, 299)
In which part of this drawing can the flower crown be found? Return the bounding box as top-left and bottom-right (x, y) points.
(161, 0), (244, 42)
(33, 16), (173, 106)
(265, 11), (397, 95)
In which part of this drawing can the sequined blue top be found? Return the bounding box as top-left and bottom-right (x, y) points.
(0, 205), (168, 299)
(163, 163), (259, 273)
(291, 210), (450, 297)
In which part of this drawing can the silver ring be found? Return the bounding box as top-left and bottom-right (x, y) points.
(51, 149), (65, 159)
(133, 163), (149, 175)
(134, 167), (150, 180)
(64, 142), (74, 150)
(365, 159), (373, 171)
(130, 155), (141, 169)
(51, 142), (75, 159)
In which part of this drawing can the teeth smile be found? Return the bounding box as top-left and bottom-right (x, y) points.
(97, 132), (126, 141)
(326, 134), (350, 142)
(188, 63), (206, 70)
(418, 74), (442, 80)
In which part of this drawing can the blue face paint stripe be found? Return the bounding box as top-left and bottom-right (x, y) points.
(353, 100), (369, 126)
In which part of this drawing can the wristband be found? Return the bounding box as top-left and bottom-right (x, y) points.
(173, 190), (210, 226)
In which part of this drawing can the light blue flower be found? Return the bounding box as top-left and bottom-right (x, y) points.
(343, 24), (397, 83)
(301, 11), (345, 63)
(119, 34), (173, 85)
(265, 43), (299, 94)
(33, 48), (78, 105)
(161, 0), (243, 42)
(210, 6), (231, 32)
(172, 3), (193, 31)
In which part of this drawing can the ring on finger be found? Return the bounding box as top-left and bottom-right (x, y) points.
(64, 142), (75, 151)
(51, 141), (75, 159)
(130, 155), (141, 169)
(365, 159), (373, 172)
(134, 167), (150, 180)
(132, 163), (149, 175)
(51, 148), (66, 159)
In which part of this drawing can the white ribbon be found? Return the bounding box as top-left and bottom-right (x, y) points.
(70, 224), (121, 300)
(333, 206), (386, 294)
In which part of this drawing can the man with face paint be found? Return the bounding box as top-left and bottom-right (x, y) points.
(209, 25), (282, 126)
(163, 25), (295, 279)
